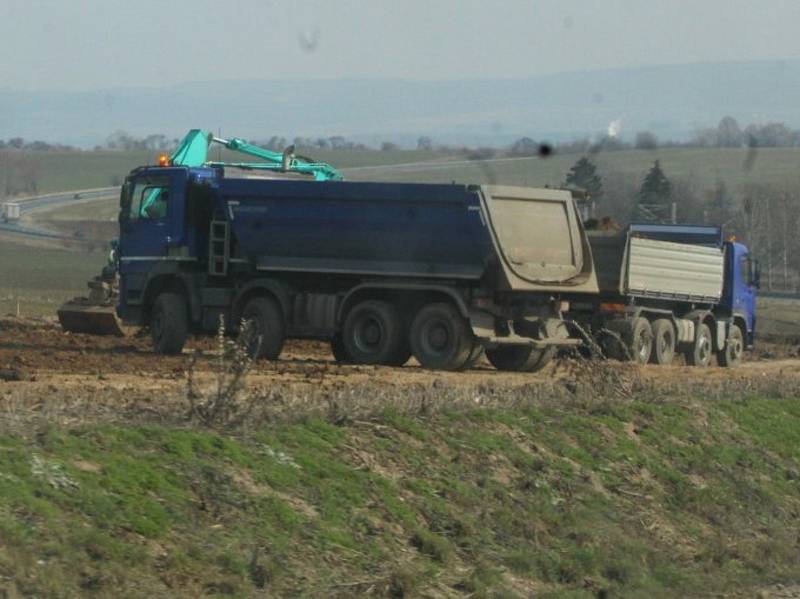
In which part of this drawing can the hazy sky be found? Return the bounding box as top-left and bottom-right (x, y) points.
(2, 0), (800, 91)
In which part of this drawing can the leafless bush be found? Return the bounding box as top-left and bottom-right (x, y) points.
(185, 316), (262, 428)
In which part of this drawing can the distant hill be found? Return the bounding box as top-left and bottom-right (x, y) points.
(2, 59), (800, 148)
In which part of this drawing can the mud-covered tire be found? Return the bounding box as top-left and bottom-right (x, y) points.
(685, 322), (713, 367)
(151, 292), (188, 355)
(626, 317), (653, 364)
(241, 296), (286, 360)
(485, 345), (556, 372)
(649, 319), (675, 365)
(330, 334), (351, 363)
(463, 342), (486, 370)
(410, 303), (473, 371)
(386, 343), (413, 367)
(342, 300), (404, 365)
(718, 323), (744, 368)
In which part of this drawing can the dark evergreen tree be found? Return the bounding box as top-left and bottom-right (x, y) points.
(564, 156), (603, 201)
(638, 160), (672, 205)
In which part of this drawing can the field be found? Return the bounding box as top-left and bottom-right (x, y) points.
(13, 145), (800, 198)
(2, 147), (800, 597)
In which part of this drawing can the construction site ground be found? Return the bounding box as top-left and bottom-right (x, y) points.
(2, 316), (799, 410)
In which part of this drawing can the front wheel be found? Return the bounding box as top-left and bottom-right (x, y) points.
(151, 292), (188, 355)
(486, 345), (555, 373)
(718, 323), (744, 368)
(409, 303), (473, 371)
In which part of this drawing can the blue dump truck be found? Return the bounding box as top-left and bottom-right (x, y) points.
(114, 164), (600, 372)
(567, 224), (759, 367)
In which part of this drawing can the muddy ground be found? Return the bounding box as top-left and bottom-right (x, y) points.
(2, 317), (800, 419)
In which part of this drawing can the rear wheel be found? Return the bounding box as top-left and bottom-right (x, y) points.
(649, 319), (676, 365)
(241, 296), (286, 360)
(151, 292), (188, 355)
(627, 317), (653, 364)
(685, 322), (713, 367)
(342, 300), (404, 365)
(410, 303), (473, 370)
(330, 334), (351, 363)
(463, 342), (486, 370)
(486, 345), (556, 373)
(718, 323), (744, 368)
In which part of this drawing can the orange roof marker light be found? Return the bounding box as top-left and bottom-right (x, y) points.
(158, 154), (170, 167)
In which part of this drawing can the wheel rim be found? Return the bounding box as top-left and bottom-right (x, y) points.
(697, 332), (711, 364)
(730, 336), (743, 361)
(242, 313), (264, 356)
(421, 319), (453, 358)
(637, 332), (649, 361)
(353, 315), (385, 354)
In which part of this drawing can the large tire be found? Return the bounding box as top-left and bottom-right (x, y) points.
(718, 323), (744, 368)
(330, 334), (351, 364)
(463, 342), (486, 370)
(241, 296), (285, 360)
(486, 345), (556, 373)
(649, 319), (676, 365)
(342, 300), (404, 365)
(685, 322), (713, 367)
(409, 303), (473, 371)
(151, 292), (188, 355)
(627, 317), (653, 365)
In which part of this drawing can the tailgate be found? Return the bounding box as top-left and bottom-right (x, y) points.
(480, 185), (590, 287)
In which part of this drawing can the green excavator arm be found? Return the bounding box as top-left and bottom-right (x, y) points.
(168, 129), (343, 181)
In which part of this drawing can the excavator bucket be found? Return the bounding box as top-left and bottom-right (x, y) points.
(57, 301), (130, 337)
(57, 274), (133, 337)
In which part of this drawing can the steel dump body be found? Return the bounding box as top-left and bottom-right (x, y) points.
(220, 178), (597, 294)
(590, 230), (724, 303)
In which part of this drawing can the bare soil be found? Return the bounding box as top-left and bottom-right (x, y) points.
(2, 317), (800, 413)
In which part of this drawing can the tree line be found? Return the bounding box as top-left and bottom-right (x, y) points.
(564, 154), (800, 292)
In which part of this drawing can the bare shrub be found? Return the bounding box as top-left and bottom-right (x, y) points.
(185, 316), (261, 428)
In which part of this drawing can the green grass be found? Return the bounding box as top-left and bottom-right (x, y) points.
(2, 394), (800, 597)
(0, 239), (107, 317)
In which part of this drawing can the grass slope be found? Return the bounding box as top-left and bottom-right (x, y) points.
(1, 392), (799, 597)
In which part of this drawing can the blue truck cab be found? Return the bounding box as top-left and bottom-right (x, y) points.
(721, 239), (759, 348)
(115, 164), (599, 372)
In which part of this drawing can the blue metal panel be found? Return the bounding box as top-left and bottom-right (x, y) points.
(221, 179), (492, 280)
(721, 241), (757, 336)
(629, 223), (723, 247)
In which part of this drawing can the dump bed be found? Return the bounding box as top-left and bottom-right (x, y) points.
(589, 226), (724, 303)
(219, 179), (598, 294)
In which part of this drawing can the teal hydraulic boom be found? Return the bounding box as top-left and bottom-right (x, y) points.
(168, 129), (343, 181)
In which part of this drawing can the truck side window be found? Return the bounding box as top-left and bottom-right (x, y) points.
(129, 176), (171, 221)
(740, 254), (756, 286)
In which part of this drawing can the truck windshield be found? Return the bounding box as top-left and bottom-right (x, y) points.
(129, 176), (171, 221)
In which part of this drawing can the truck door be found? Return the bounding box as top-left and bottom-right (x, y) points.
(118, 172), (174, 264)
(726, 242), (757, 340)
(117, 169), (188, 316)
